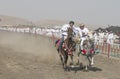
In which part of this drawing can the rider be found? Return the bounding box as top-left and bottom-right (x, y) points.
(59, 21), (76, 50)
(78, 23), (89, 51)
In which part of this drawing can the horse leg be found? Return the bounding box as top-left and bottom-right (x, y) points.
(85, 65), (88, 71)
(64, 52), (68, 69)
(91, 56), (94, 65)
(87, 55), (91, 66)
(70, 55), (74, 66)
(85, 56), (90, 71)
(76, 44), (80, 65)
(88, 55), (94, 66)
(59, 54), (64, 68)
(76, 53), (80, 65)
(85, 56), (88, 71)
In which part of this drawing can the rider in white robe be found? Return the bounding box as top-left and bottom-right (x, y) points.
(59, 21), (76, 50)
(77, 23), (89, 50)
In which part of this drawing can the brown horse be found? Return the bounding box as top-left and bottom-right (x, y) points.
(55, 27), (76, 69)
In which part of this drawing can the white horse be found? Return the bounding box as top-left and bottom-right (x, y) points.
(75, 32), (99, 71)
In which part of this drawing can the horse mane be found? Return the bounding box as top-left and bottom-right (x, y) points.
(65, 27), (75, 48)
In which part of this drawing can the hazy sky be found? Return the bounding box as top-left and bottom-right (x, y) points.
(0, 0), (120, 26)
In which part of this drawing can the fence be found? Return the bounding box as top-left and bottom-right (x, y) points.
(97, 42), (120, 58)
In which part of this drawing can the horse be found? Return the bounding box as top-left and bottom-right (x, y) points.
(55, 27), (76, 69)
(76, 33), (99, 71)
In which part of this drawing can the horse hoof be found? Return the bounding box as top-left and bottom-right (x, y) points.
(84, 67), (89, 72)
(91, 63), (94, 66)
(85, 68), (88, 71)
(71, 65), (75, 68)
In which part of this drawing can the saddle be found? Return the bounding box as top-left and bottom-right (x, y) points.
(55, 39), (61, 49)
(55, 38), (66, 49)
(55, 38), (75, 55)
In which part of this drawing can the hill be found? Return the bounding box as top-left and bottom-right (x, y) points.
(95, 26), (120, 33)
(0, 15), (33, 26)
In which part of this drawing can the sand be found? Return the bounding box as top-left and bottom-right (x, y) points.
(0, 31), (120, 79)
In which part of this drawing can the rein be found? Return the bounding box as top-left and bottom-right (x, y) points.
(63, 41), (74, 55)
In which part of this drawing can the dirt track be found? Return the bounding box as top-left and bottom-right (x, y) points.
(0, 31), (120, 79)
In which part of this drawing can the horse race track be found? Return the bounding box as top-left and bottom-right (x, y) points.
(0, 31), (120, 79)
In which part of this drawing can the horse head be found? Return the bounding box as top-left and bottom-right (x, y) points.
(64, 27), (76, 55)
(83, 37), (95, 55)
(67, 27), (73, 40)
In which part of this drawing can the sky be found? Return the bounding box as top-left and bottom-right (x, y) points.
(0, 0), (120, 26)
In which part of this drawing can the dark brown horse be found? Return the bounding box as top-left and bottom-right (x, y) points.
(55, 27), (76, 69)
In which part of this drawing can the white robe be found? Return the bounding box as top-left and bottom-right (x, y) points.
(78, 27), (89, 50)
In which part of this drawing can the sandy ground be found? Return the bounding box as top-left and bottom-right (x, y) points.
(0, 31), (120, 79)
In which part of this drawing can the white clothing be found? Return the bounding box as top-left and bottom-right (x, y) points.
(77, 27), (89, 50)
(107, 33), (114, 44)
(78, 28), (89, 38)
(94, 33), (100, 45)
(61, 24), (76, 36)
(80, 37), (87, 50)
(74, 27), (80, 36)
